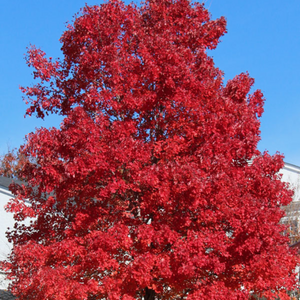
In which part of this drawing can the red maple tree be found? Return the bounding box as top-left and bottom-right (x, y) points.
(2, 0), (298, 299)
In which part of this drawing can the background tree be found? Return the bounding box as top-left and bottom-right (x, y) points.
(0, 148), (28, 179)
(282, 201), (300, 244)
(2, 0), (298, 299)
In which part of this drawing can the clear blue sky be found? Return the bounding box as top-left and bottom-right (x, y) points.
(0, 1), (300, 164)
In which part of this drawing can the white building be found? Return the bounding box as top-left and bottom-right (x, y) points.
(280, 162), (300, 203)
(0, 177), (21, 291)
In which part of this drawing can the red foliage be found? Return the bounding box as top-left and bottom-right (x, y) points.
(3, 0), (298, 299)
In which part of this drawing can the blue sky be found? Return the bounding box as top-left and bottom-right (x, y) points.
(0, 0), (299, 164)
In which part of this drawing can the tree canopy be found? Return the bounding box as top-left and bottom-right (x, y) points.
(2, 0), (298, 299)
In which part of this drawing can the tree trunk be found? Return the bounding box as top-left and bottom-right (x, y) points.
(145, 287), (156, 300)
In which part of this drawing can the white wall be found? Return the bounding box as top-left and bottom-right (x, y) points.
(0, 185), (15, 289)
(280, 163), (300, 202)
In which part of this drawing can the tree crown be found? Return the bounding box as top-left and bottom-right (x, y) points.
(2, 1), (298, 299)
